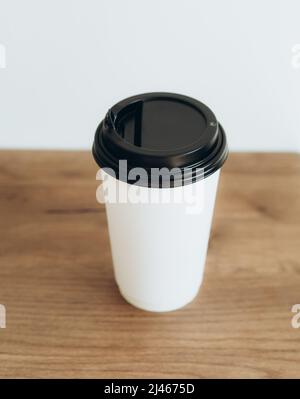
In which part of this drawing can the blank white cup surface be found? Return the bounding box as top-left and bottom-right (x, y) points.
(102, 169), (220, 312)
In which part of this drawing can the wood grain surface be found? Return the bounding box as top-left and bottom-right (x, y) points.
(0, 151), (299, 378)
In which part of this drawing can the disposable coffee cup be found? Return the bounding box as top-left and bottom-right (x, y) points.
(93, 93), (228, 312)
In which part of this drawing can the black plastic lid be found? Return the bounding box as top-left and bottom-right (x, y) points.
(93, 92), (228, 188)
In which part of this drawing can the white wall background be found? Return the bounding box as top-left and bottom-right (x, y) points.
(0, 0), (299, 151)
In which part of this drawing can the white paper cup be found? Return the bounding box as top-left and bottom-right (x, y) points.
(101, 169), (220, 312)
(93, 93), (228, 312)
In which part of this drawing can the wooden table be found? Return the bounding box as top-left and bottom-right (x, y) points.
(0, 151), (299, 378)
